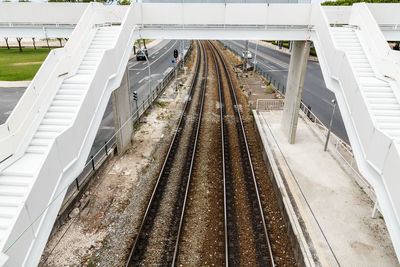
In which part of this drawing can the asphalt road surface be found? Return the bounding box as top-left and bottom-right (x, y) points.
(221, 40), (349, 144)
(0, 39), (190, 159)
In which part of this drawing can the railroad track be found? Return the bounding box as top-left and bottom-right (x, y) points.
(125, 41), (207, 266)
(208, 41), (275, 266)
(126, 40), (275, 266)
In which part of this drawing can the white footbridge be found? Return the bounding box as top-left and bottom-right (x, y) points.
(0, 2), (399, 266)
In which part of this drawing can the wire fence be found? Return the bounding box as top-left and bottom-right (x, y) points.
(61, 41), (194, 224)
(5, 41), (195, 257)
(255, 98), (374, 199)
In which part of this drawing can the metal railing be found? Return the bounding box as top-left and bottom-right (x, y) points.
(255, 98), (373, 197)
(256, 99), (284, 111)
(61, 41), (193, 216)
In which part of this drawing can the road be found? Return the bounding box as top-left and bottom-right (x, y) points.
(0, 39), (190, 160)
(221, 40), (349, 143)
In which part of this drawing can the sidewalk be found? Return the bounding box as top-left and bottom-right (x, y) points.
(250, 40), (319, 62)
(0, 81), (30, 88)
(253, 110), (398, 266)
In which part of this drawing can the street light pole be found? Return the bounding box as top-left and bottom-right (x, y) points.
(324, 99), (337, 152)
(253, 40), (259, 73)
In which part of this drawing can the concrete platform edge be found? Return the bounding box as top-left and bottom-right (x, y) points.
(253, 110), (318, 267)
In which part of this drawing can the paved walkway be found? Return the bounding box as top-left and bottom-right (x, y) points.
(250, 40), (319, 62)
(253, 110), (398, 266)
(0, 81), (30, 87)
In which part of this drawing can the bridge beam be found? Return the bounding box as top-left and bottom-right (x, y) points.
(112, 67), (133, 155)
(281, 40), (310, 144)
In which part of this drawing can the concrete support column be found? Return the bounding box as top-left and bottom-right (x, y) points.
(281, 41), (310, 144)
(112, 68), (133, 155)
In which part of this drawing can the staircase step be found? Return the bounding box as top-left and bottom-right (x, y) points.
(63, 77), (90, 85)
(33, 131), (59, 139)
(44, 112), (74, 120)
(51, 100), (80, 106)
(58, 89), (85, 96)
(0, 176), (31, 187)
(370, 104), (400, 110)
(59, 84), (86, 90)
(77, 70), (94, 75)
(26, 145), (48, 154)
(0, 207), (18, 219)
(385, 129), (400, 137)
(375, 116), (400, 123)
(0, 196), (23, 207)
(368, 98), (398, 105)
(90, 45), (110, 49)
(365, 92), (395, 98)
(0, 186), (26, 198)
(54, 95), (81, 101)
(78, 65), (96, 71)
(353, 63), (371, 68)
(38, 125), (65, 132)
(373, 110), (400, 116)
(48, 106), (76, 113)
(41, 118), (71, 126)
(30, 138), (52, 146)
(379, 123), (400, 130)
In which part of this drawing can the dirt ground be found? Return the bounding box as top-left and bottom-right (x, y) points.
(40, 51), (197, 266)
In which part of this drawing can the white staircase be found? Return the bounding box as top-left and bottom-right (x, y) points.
(331, 27), (400, 140)
(0, 3), (139, 266)
(27, 27), (120, 155)
(312, 3), (400, 261)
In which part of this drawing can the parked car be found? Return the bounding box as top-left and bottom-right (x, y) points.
(136, 49), (149, 61)
(241, 50), (252, 60)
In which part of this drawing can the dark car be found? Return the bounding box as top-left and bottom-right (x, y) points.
(136, 49), (149, 61)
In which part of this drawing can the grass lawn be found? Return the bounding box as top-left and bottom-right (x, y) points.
(0, 47), (50, 81)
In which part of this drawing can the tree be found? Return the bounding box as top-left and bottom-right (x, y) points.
(4, 37), (9, 49)
(322, 0), (400, 5)
(16, 37), (23, 52)
(117, 0), (130, 5)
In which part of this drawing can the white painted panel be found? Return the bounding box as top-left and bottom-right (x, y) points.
(323, 6), (351, 25)
(367, 3), (400, 26)
(183, 3), (226, 25)
(0, 3), (88, 24)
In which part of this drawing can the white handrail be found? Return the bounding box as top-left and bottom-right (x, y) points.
(0, 3), (106, 168)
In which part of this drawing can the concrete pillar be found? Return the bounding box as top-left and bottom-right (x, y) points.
(112, 68), (133, 155)
(281, 41), (310, 144)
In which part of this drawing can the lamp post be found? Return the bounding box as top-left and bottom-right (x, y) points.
(253, 40), (259, 73)
(324, 99), (337, 152)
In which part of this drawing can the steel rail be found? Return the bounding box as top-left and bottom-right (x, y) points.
(208, 40), (242, 266)
(125, 41), (203, 267)
(209, 41), (275, 267)
(171, 41), (207, 266)
(206, 41), (230, 266)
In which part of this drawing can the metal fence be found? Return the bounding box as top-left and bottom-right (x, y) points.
(61, 42), (193, 214)
(255, 98), (373, 197)
(256, 99), (284, 111)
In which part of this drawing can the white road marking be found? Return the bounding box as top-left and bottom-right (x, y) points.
(231, 41), (289, 69)
(136, 72), (140, 75)
(129, 40), (178, 71)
